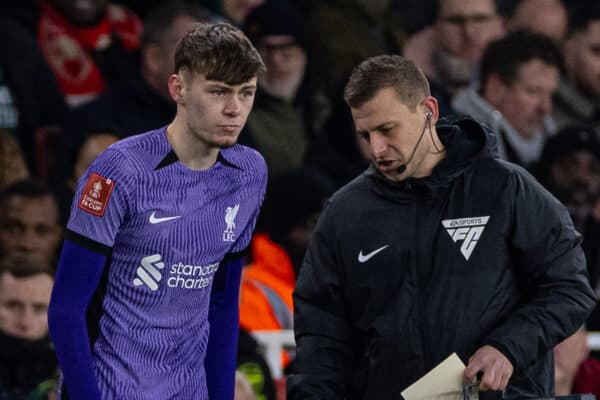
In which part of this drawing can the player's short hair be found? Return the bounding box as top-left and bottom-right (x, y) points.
(344, 55), (430, 111)
(174, 23), (266, 85)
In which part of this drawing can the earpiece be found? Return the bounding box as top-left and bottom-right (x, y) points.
(425, 111), (432, 120)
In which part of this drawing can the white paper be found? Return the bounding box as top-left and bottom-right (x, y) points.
(401, 353), (468, 400)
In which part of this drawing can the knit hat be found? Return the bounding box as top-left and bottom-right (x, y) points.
(243, 0), (306, 48)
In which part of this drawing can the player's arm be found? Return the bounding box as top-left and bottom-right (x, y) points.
(48, 234), (109, 400)
(206, 157), (267, 400)
(49, 147), (131, 399)
(287, 204), (355, 400)
(205, 253), (245, 400)
(472, 171), (596, 388)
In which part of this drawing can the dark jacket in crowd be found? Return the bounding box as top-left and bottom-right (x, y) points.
(288, 117), (596, 399)
(0, 331), (57, 400)
(60, 59), (175, 179)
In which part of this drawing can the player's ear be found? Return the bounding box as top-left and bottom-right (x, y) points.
(168, 73), (185, 105)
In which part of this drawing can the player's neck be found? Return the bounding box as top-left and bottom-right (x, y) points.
(166, 117), (219, 171)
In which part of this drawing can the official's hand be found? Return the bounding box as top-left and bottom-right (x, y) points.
(464, 345), (513, 391)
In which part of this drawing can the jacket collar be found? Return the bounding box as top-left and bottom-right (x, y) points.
(363, 117), (494, 201)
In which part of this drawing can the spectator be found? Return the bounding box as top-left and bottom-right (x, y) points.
(452, 30), (562, 170)
(37, 0), (142, 106)
(505, 0), (568, 41)
(573, 355), (600, 400)
(0, 179), (62, 267)
(203, 0), (264, 26)
(55, 131), (119, 224)
(302, 0), (407, 107)
(554, 328), (590, 396)
(536, 125), (600, 330)
(0, 130), (30, 191)
(553, 3), (600, 134)
(0, 258), (57, 399)
(304, 91), (372, 188)
(222, 0), (264, 25)
(61, 0), (212, 161)
(240, 167), (336, 334)
(241, 0), (315, 178)
(0, 16), (65, 170)
(403, 0), (504, 94)
(237, 329), (277, 400)
(235, 370), (257, 400)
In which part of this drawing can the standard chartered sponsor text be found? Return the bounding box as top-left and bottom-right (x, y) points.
(167, 262), (219, 289)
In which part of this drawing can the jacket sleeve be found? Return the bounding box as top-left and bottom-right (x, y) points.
(483, 170), (596, 369)
(287, 204), (355, 399)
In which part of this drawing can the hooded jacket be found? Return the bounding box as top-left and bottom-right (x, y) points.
(287, 117), (596, 399)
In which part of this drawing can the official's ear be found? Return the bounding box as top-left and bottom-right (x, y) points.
(168, 73), (185, 104)
(422, 96), (439, 124)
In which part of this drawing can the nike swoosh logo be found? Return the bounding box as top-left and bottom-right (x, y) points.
(358, 245), (390, 263)
(149, 211), (182, 224)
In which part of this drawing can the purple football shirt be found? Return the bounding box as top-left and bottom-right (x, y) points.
(67, 127), (267, 399)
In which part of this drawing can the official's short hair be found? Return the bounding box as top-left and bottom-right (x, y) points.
(480, 30), (562, 89)
(344, 55), (430, 111)
(174, 23), (266, 85)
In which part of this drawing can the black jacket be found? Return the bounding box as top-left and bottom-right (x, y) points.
(0, 331), (57, 399)
(287, 117), (596, 399)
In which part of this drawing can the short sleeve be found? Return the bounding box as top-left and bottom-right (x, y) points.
(67, 148), (134, 247)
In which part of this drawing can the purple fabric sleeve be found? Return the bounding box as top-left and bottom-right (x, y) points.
(48, 238), (108, 400)
(205, 256), (244, 400)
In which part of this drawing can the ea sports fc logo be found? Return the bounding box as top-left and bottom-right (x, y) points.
(441, 216), (490, 260)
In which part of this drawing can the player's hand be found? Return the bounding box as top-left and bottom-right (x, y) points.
(464, 345), (513, 391)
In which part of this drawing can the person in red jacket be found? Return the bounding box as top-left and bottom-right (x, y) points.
(38, 0), (142, 106)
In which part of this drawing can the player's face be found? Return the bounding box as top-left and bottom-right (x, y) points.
(0, 196), (62, 266)
(0, 272), (53, 341)
(182, 73), (257, 149)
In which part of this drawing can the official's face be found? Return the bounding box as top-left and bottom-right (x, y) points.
(351, 87), (432, 182)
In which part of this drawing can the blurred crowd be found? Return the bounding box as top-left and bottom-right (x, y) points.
(0, 0), (599, 399)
